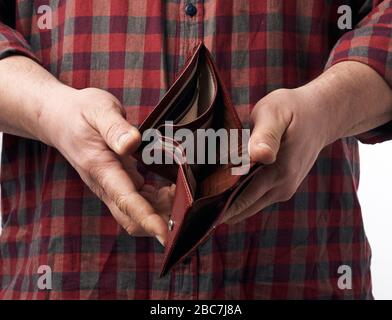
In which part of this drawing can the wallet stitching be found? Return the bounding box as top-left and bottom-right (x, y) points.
(178, 166), (193, 207)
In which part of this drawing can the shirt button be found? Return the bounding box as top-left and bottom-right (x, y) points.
(185, 3), (197, 17)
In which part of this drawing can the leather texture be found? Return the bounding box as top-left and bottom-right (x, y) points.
(136, 42), (262, 276)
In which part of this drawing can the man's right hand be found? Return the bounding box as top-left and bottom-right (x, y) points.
(38, 87), (173, 245)
(0, 56), (174, 245)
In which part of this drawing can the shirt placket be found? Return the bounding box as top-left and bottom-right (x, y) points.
(170, 0), (203, 300)
(174, 0), (204, 72)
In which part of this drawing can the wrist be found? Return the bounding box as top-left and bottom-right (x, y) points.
(37, 83), (79, 147)
(298, 62), (362, 146)
(299, 61), (392, 147)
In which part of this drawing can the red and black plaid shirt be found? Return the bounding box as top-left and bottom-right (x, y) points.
(0, 0), (391, 299)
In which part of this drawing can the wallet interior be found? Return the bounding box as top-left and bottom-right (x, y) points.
(148, 53), (243, 201)
(135, 43), (261, 276)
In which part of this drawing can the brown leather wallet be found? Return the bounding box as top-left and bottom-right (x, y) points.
(136, 42), (262, 276)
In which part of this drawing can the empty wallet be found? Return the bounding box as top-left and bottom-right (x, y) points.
(135, 42), (263, 276)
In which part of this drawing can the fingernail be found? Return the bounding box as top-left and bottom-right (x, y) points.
(117, 132), (134, 150)
(257, 142), (273, 151)
(156, 235), (165, 246)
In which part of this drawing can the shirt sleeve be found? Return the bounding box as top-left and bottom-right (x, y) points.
(325, 0), (392, 145)
(0, 21), (39, 62)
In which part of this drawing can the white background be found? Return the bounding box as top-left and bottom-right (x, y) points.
(358, 142), (392, 300)
(0, 135), (391, 299)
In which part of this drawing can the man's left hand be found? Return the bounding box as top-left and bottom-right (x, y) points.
(223, 61), (392, 224)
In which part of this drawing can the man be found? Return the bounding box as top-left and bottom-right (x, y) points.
(0, 0), (391, 299)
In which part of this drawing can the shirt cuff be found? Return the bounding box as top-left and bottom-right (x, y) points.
(325, 2), (392, 144)
(0, 22), (39, 63)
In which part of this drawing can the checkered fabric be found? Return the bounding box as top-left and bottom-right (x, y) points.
(0, 0), (391, 299)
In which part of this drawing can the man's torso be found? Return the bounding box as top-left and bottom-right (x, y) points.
(0, 0), (371, 299)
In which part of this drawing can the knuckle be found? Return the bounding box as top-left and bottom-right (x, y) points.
(270, 88), (290, 97)
(105, 121), (125, 145)
(114, 193), (132, 216)
(79, 154), (100, 175)
(263, 130), (280, 149)
(87, 163), (116, 199)
(251, 97), (276, 118)
(250, 102), (266, 123)
(124, 223), (138, 236)
(83, 95), (125, 130)
(250, 106), (259, 123)
(138, 214), (153, 233)
(88, 162), (106, 182)
(88, 180), (106, 201)
(252, 89), (294, 120)
(99, 95), (124, 114)
(102, 99), (124, 116)
(114, 191), (144, 221)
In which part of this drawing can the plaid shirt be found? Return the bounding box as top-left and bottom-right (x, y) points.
(0, 0), (391, 300)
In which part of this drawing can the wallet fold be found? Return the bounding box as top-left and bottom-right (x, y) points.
(135, 42), (262, 276)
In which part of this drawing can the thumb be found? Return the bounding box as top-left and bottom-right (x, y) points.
(88, 105), (141, 155)
(249, 107), (289, 164)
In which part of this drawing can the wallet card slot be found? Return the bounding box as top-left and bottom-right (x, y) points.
(175, 86), (199, 125)
(189, 85), (247, 199)
(197, 56), (216, 116)
(152, 49), (217, 130)
(167, 53), (217, 128)
(159, 74), (199, 126)
(146, 57), (200, 130)
(154, 55), (219, 194)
